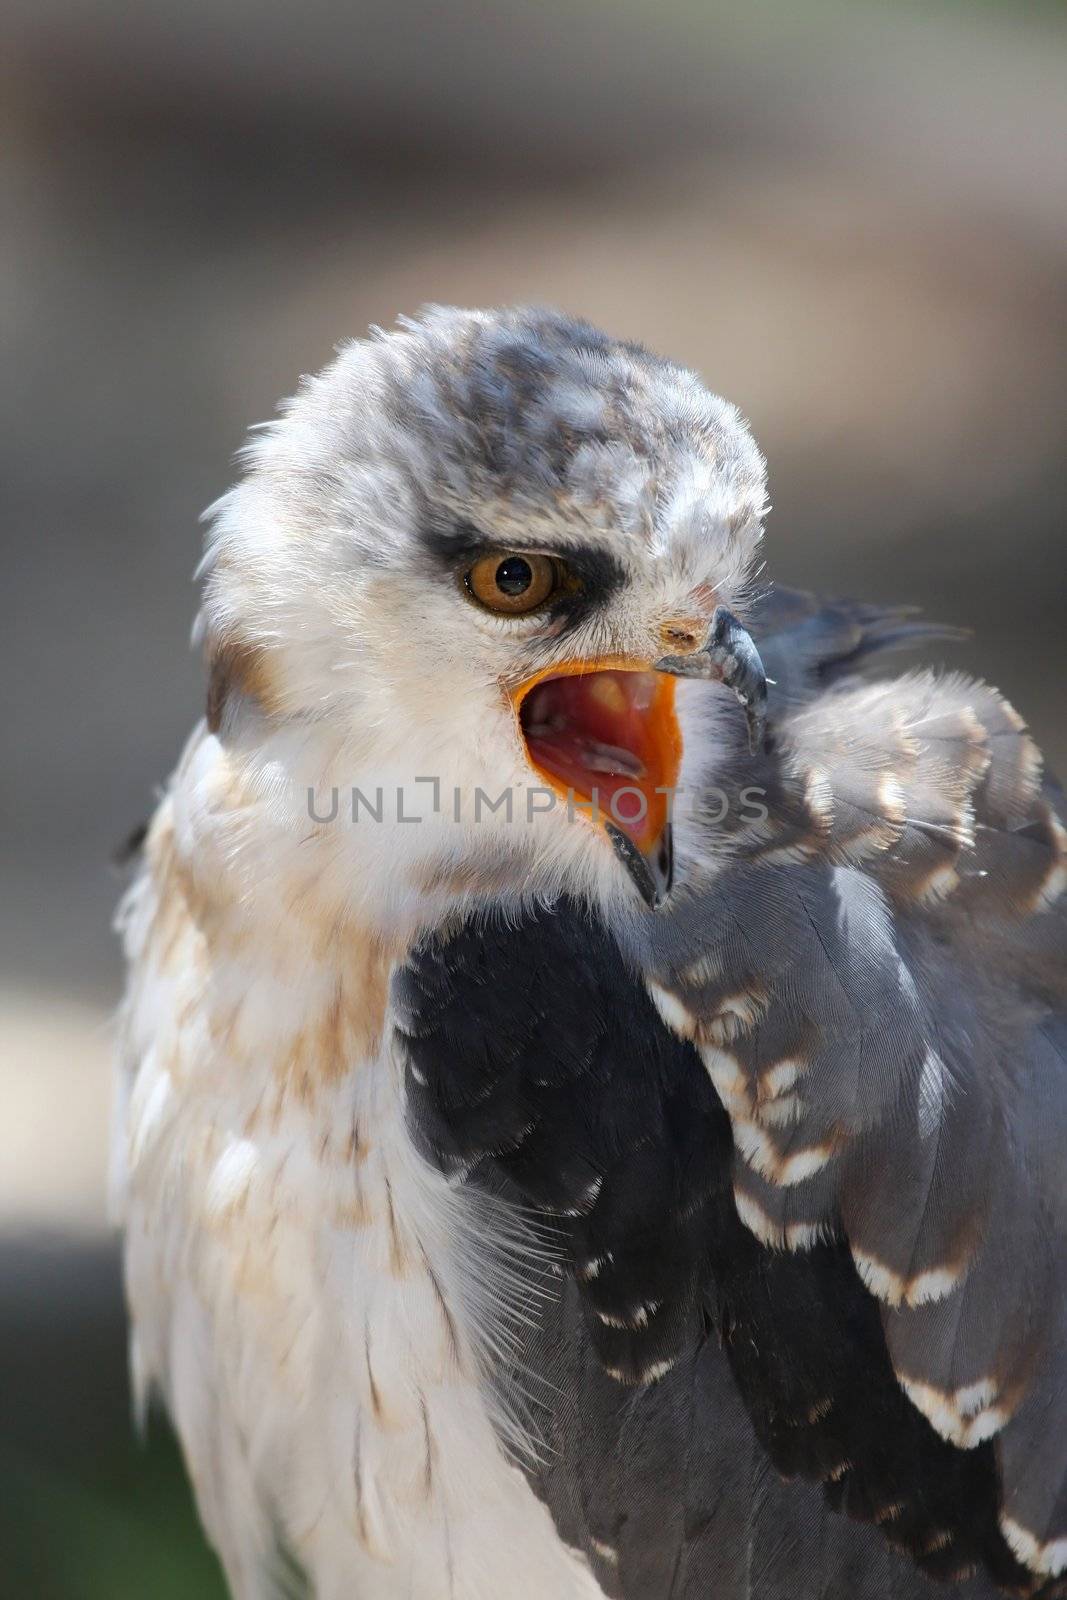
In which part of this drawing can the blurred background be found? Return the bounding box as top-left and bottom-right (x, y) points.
(2, 0), (1066, 1593)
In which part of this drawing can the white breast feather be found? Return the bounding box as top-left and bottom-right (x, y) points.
(113, 732), (604, 1600)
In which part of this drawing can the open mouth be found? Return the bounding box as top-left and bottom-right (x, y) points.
(514, 662), (682, 907)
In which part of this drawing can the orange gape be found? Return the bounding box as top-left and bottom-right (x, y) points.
(512, 660), (682, 849)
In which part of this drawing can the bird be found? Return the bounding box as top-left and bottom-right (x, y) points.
(113, 305), (1067, 1600)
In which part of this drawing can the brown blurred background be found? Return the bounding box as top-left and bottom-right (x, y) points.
(2, 1), (1066, 1593)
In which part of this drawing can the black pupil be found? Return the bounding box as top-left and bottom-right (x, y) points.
(495, 557), (534, 596)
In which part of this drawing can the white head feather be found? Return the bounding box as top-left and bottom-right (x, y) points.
(190, 305), (768, 941)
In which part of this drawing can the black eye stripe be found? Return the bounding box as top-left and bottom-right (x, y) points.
(420, 521), (628, 625)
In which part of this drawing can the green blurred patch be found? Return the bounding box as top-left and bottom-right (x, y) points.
(0, 1428), (226, 1600)
(0, 1241), (226, 1600)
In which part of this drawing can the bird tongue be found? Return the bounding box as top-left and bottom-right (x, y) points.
(518, 668), (680, 848)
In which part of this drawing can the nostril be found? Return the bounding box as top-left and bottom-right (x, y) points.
(659, 620), (704, 652)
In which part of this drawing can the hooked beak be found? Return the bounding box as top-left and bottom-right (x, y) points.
(653, 606), (768, 754)
(512, 660), (681, 910)
(511, 611), (767, 911)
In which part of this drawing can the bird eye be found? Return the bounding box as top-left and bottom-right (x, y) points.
(464, 552), (561, 615)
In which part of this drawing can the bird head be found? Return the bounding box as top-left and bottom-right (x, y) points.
(197, 306), (768, 930)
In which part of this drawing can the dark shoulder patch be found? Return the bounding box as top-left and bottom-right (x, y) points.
(394, 898), (709, 1382)
(394, 900), (1057, 1597)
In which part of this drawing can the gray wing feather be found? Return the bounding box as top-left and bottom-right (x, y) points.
(621, 595), (1067, 1584)
(525, 1271), (1005, 1599)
